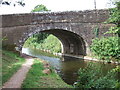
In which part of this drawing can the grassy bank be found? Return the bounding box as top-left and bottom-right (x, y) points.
(22, 59), (72, 88)
(2, 50), (25, 85)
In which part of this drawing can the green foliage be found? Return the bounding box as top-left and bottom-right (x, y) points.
(1, 36), (8, 49)
(107, 1), (120, 35)
(113, 65), (120, 72)
(2, 50), (25, 84)
(74, 62), (118, 88)
(116, 82), (120, 88)
(90, 37), (120, 61)
(2, 36), (8, 41)
(31, 4), (50, 12)
(40, 34), (61, 53)
(108, 1), (120, 25)
(24, 34), (62, 53)
(32, 33), (50, 43)
(24, 33), (49, 48)
(113, 65), (120, 88)
(104, 26), (120, 34)
(93, 26), (99, 38)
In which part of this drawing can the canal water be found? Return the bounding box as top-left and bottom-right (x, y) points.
(22, 48), (117, 85)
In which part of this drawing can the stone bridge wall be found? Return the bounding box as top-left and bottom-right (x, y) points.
(2, 9), (109, 27)
(1, 9), (114, 55)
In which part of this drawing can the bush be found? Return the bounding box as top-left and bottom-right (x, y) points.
(90, 37), (120, 61)
(107, 1), (120, 37)
(74, 62), (118, 88)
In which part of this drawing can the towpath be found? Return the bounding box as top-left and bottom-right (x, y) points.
(2, 54), (34, 88)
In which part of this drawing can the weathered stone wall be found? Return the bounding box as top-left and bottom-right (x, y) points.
(1, 9), (114, 55)
(2, 9), (110, 28)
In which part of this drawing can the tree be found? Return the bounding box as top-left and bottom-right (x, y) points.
(31, 4), (50, 12)
(30, 4), (50, 45)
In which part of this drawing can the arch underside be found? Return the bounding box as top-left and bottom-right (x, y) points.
(41, 29), (86, 56)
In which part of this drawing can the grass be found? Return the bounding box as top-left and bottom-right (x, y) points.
(2, 50), (25, 85)
(22, 59), (73, 88)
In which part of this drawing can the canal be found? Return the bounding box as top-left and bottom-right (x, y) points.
(22, 48), (117, 85)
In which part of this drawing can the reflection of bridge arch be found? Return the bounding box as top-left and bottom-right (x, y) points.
(22, 29), (88, 56)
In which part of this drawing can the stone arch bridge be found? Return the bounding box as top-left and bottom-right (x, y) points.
(1, 9), (113, 56)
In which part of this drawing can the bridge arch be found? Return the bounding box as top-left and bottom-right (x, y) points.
(2, 9), (113, 56)
(19, 28), (89, 56)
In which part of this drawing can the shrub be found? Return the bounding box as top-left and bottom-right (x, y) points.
(90, 37), (120, 61)
(106, 1), (120, 37)
(74, 62), (118, 88)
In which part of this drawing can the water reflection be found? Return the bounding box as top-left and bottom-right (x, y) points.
(22, 48), (116, 85)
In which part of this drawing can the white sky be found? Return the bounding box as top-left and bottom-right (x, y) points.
(0, 0), (115, 15)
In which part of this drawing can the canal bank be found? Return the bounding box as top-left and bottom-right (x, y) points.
(26, 48), (120, 64)
(62, 54), (120, 64)
(22, 48), (118, 85)
(2, 50), (72, 88)
(21, 56), (73, 88)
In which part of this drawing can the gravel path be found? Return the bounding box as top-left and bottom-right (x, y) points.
(2, 54), (34, 88)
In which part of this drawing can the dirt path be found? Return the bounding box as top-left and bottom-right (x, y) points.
(2, 54), (34, 88)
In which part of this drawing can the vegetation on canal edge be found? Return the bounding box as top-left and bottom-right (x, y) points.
(90, 1), (120, 63)
(90, 36), (120, 62)
(22, 59), (72, 88)
(2, 50), (25, 85)
(75, 62), (120, 88)
(24, 34), (62, 53)
(106, 1), (120, 37)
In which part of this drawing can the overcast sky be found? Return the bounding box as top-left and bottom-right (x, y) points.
(0, 0), (115, 15)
